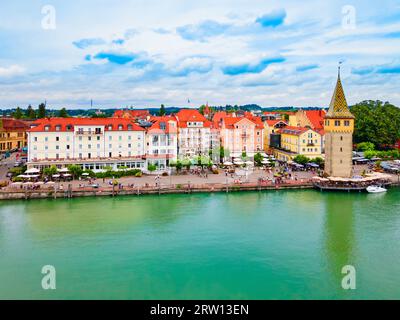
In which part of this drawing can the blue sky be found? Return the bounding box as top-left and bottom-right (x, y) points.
(0, 0), (399, 109)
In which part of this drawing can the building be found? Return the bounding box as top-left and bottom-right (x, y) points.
(263, 120), (287, 151)
(220, 116), (264, 158)
(145, 116), (178, 170)
(324, 70), (355, 178)
(289, 109), (326, 131)
(0, 118), (30, 152)
(274, 126), (323, 162)
(27, 118), (146, 171)
(175, 109), (212, 158)
(113, 109), (151, 121)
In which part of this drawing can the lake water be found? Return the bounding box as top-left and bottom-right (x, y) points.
(1, 189), (399, 299)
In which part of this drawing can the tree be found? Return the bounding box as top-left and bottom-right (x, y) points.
(26, 105), (36, 119)
(351, 100), (400, 149)
(254, 152), (263, 166)
(356, 142), (375, 152)
(43, 165), (58, 177)
(67, 165), (83, 179)
(293, 155), (310, 165)
(12, 107), (24, 119)
(241, 152), (247, 160)
(159, 104), (166, 116)
(148, 164), (157, 172)
(310, 157), (324, 167)
(58, 108), (69, 118)
(37, 103), (47, 118)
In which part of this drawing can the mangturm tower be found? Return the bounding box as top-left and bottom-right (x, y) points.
(324, 67), (355, 178)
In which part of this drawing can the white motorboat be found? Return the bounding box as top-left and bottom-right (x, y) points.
(366, 185), (387, 193)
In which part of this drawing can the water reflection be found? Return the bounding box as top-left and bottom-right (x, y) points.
(323, 193), (355, 283)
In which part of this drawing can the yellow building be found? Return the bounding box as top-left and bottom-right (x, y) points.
(263, 120), (287, 151)
(274, 126), (324, 162)
(0, 118), (29, 152)
(324, 70), (355, 178)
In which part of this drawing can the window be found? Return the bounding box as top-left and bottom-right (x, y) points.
(344, 120), (350, 126)
(45, 137), (48, 142)
(97, 144), (100, 149)
(88, 144), (92, 149)
(118, 125), (123, 131)
(56, 137), (59, 142)
(128, 125), (133, 131)
(97, 136), (100, 141)
(66, 145), (70, 150)
(79, 136), (82, 141)
(44, 125), (50, 131)
(66, 125), (72, 131)
(56, 146), (59, 150)
(340, 136), (343, 141)
(334, 120), (341, 126)
(55, 125), (61, 132)
(340, 147), (343, 152)
(95, 128), (101, 134)
(34, 137), (38, 142)
(108, 125), (112, 130)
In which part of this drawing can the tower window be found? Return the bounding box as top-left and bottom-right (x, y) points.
(340, 136), (343, 141)
(340, 147), (343, 152)
(334, 120), (341, 126)
(344, 121), (350, 126)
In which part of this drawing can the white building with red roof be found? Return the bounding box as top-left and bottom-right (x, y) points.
(175, 109), (212, 158)
(145, 116), (178, 170)
(27, 118), (146, 171)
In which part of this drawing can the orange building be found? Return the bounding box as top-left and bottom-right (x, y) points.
(0, 118), (30, 152)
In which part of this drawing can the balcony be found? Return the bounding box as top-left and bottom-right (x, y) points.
(76, 130), (102, 135)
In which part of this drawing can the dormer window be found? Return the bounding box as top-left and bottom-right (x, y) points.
(108, 125), (113, 130)
(160, 122), (166, 130)
(128, 125), (133, 131)
(66, 125), (72, 131)
(118, 125), (123, 131)
(55, 125), (61, 132)
(44, 125), (50, 131)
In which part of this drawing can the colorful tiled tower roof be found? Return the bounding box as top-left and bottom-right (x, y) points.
(325, 68), (354, 119)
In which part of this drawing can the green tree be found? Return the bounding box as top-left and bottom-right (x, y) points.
(43, 165), (58, 177)
(293, 155), (310, 165)
(58, 108), (69, 118)
(254, 152), (263, 166)
(351, 100), (400, 149)
(310, 157), (324, 167)
(37, 103), (47, 118)
(159, 104), (166, 116)
(67, 165), (83, 179)
(12, 107), (24, 119)
(26, 105), (36, 119)
(148, 164), (157, 172)
(356, 142), (375, 152)
(241, 152), (247, 160)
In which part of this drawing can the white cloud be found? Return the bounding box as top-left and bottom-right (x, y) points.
(0, 65), (25, 77)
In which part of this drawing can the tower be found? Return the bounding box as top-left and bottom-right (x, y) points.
(324, 67), (355, 178)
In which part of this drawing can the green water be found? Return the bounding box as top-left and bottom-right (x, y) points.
(0, 189), (399, 300)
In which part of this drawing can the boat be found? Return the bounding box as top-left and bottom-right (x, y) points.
(366, 185), (387, 193)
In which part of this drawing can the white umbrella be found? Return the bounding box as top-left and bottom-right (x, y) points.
(223, 161), (233, 166)
(261, 153), (269, 157)
(82, 173), (90, 176)
(245, 161), (253, 165)
(12, 182), (23, 186)
(234, 160), (244, 166)
(46, 181), (55, 185)
(52, 174), (61, 178)
(63, 174), (72, 177)
(34, 182), (44, 186)
(25, 168), (40, 174)
(58, 168), (69, 173)
(262, 159), (270, 164)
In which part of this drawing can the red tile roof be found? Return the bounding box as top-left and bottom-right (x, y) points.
(28, 118), (145, 132)
(147, 116), (178, 134)
(222, 116), (264, 129)
(304, 110), (326, 130)
(113, 109), (150, 119)
(265, 120), (287, 127)
(175, 109), (212, 128)
(0, 118), (30, 132)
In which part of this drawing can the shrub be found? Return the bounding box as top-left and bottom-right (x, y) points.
(135, 171), (142, 177)
(162, 172), (169, 176)
(148, 164), (157, 172)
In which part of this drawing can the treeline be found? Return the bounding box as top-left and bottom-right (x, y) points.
(4, 103), (69, 119)
(351, 100), (400, 149)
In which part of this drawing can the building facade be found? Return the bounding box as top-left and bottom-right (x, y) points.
(324, 72), (355, 178)
(0, 118), (30, 152)
(274, 126), (323, 162)
(220, 116), (264, 158)
(27, 118), (146, 171)
(145, 116), (178, 170)
(175, 109), (212, 158)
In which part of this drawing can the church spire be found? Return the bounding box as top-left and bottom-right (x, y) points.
(325, 65), (354, 119)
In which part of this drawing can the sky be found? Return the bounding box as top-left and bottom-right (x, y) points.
(0, 0), (399, 109)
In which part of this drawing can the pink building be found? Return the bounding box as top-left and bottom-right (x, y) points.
(220, 116), (264, 158)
